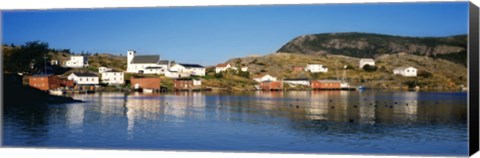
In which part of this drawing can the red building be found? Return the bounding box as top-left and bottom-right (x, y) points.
(260, 81), (283, 91)
(28, 74), (61, 91)
(311, 80), (342, 90)
(174, 79), (201, 90)
(60, 78), (75, 88)
(130, 77), (161, 90)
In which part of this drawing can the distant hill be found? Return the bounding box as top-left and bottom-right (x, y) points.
(276, 32), (467, 66)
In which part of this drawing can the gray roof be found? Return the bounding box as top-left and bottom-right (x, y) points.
(131, 55), (160, 64)
(30, 74), (55, 77)
(73, 72), (98, 77)
(284, 78), (309, 81)
(316, 80), (342, 83)
(145, 66), (164, 69)
(103, 70), (123, 72)
(179, 63), (204, 68)
(158, 60), (170, 65)
(360, 58), (375, 62)
(394, 66), (416, 71)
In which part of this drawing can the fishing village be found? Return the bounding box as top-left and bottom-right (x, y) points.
(19, 49), (415, 95)
(3, 32), (469, 98)
(1, 2), (472, 156)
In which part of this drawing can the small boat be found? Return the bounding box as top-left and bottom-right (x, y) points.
(254, 85), (261, 91)
(357, 86), (366, 91)
(143, 89), (153, 93)
(49, 89), (64, 96)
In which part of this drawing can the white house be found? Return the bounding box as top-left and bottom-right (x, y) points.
(98, 67), (124, 85)
(283, 78), (310, 86)
(393, 67), (417, 77)
(193, 79), (202, 86)
(65, 55), (88, 68)
(305, 64), (328, 73)
(165, 70), (191, 79)
(67, 72), (99, 85)
(170, 63), (206, 76)
(241, 67), (248, 72)
(215, 63), (237, 73)
(341, 82), (350, 88)
(126, 50), (170, 74)
(98, 66), (113, 73)
(252, 74), (277, 82)
(50, 60), (59, 66)
(359, 58), (375, 68)
(101, 71), (124, 85)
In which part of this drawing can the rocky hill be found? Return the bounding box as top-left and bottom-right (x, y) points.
(276, 32), (467, 66)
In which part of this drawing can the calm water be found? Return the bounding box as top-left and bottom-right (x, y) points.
(2, 91), (468, 156)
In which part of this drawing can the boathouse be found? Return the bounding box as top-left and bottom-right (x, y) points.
(260, 81), (283, 91)
(130, 77), (162, 91)
(28, 74), (61, 91)
(60, 77), (75, 88)
(311, 80), (342, 90)
(173, 78), (202, 91)
(283, 78), (310, 86)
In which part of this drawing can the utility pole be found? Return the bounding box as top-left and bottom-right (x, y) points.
(43, 53), (48, 74)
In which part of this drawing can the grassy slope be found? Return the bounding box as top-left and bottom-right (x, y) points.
(48, 52), (127, 76)
(221, 52), (466, 90)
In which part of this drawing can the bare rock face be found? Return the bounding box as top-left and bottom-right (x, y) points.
(277, 32), (466, 65)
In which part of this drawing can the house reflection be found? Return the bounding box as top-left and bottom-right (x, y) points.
(76, 91), (465, 136)
(305, 91), (330, 120)
(392, 92), (418, 123)
(126, 93), (164, 133)
(229, 91), (464, 126)
(97, 92), (127, 116)
(356, 92), (375, 125)
(65, 103), (85, 131)
(324, 91), (349, 123)
(124, 92), (207, 133)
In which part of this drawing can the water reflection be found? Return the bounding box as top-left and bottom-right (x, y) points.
(207, 91), (466, 126)
(3, 91), (467, 155)
(123, 92), (207, 135)
(65, 104), (84, 130)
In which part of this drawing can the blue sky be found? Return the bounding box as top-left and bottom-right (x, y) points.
(2, 2), (469, 66)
